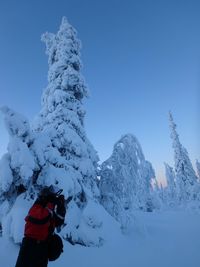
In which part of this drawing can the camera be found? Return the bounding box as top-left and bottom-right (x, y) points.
(47, 193), (64, 206)
(39, 186), (72, 206)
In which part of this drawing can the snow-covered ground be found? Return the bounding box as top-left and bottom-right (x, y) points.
(1, 210), (200, 267)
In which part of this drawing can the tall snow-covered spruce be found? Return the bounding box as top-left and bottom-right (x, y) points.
(0, 17), (118, 246)
(32, 17), (107, 246)
(33, 17), (100, 203)
(169, 112), (199, 202)
(99, 134), (155, 229)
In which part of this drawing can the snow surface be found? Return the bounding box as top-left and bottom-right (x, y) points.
(1, 210), (200, 267)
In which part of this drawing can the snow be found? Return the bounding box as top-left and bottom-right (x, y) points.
(0, 153), (13, 191)
(1, 106), (31, 140)
(8, 137), (35, 183)
(1, 210), (200, 267)
(37, 164), (80, 198)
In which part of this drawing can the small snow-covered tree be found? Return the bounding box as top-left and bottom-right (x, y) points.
(164, 163), (177, 206)
(151, 180), (165, 209)
(196, 160), (200, 179)
(0, 107), (36, 196)
(0, 107), (37, 242)
(169, 112), (199, 202)
(99, 134), (155, 228)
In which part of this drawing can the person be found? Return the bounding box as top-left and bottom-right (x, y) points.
(15, 186), (72, 267)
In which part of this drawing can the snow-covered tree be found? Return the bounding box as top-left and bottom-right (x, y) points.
(0, 17), (117, 246)
(196, 160), (200, 179)
(99, 134), (155, 228)
(0, 107), (37, 242)
(151, 180), (166, 209)
(0, 107), (36, 195)
(32, 17), (100, 203)
(164, 163), (177, 206)
(32, 17), (104, 245)
(169, 112), (199, 202)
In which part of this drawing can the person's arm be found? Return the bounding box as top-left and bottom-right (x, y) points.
(54, 195), (73, 226)
(54, 195), (66, 226)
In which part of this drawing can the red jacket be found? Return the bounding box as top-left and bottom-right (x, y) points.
(24, 194), (66, 241)
(24, 202), (56, 241)
(24, 197), (65, 243)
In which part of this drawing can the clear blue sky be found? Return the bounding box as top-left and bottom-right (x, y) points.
(0, 0), (199, 183)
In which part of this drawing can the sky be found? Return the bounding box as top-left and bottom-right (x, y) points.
(0, 0), (199, 184)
